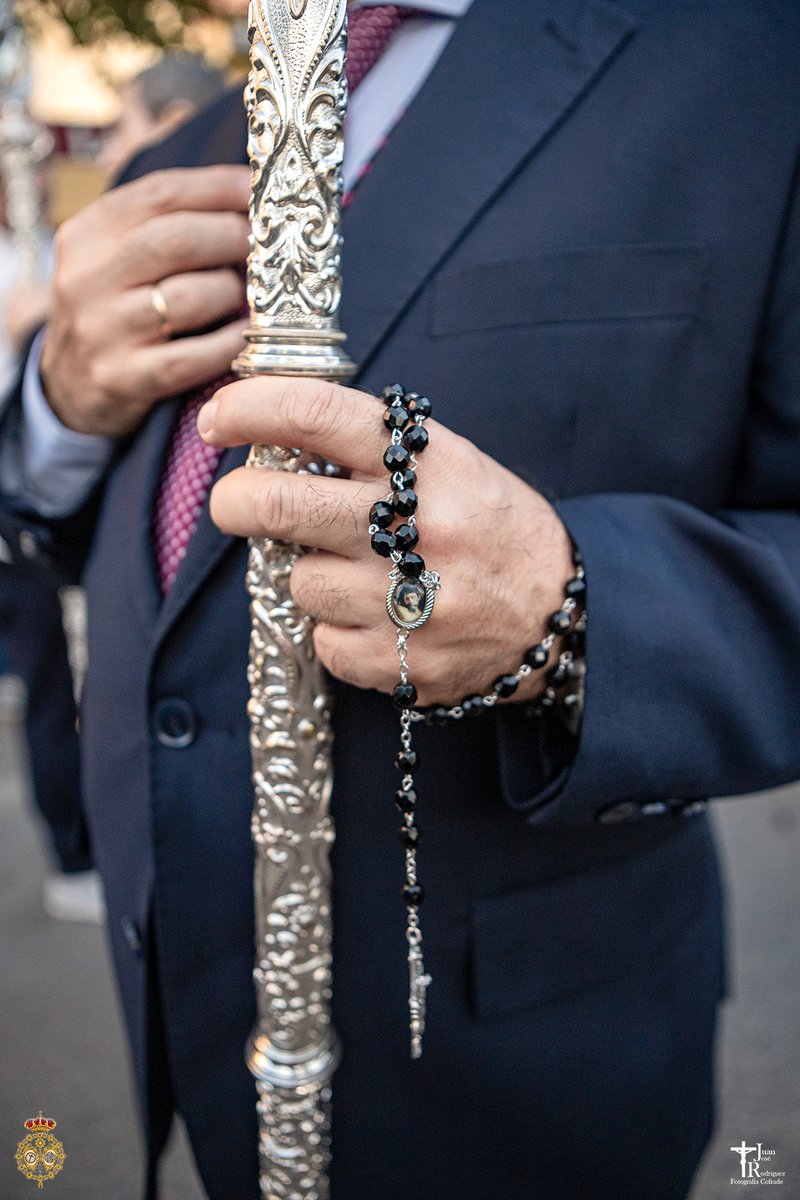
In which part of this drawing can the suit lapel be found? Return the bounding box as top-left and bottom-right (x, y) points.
(148, 0), (637, 642)
(341, 0), (638, 373)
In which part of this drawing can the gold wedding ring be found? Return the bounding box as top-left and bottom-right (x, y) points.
(150, 283), (172, 336)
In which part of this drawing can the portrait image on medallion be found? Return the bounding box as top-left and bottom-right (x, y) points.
(393, 580), (426, 626)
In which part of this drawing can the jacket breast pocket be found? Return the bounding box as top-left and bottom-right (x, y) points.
(429, 243), (710, 336)
(469, 819), (724, 1021)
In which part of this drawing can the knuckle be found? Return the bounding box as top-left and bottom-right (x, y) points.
(312, 626), (360, 687)
(160, 219), (195, 265)
(288, 381), (343, 444)
(164, 274), (191, 317)
(71, 310), (97, 353)
(139, 171), (181, 213)
(154, 342), (192, 392)
(52, 219), (75, 265)
(252, 474), (296, 538)
(289, 565), (319, 612)
(52, 253), (83, 303)
(88, 358), (119, 401)
(329, 645), (361, 688)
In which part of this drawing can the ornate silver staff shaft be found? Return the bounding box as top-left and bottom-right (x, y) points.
(234, 2), (355, 1196)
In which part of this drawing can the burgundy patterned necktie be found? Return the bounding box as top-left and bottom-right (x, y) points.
(154, 4), (420, 594)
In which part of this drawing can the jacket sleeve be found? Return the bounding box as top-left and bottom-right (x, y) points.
(0, 362), (105, 587)
(496, 156), (800, 828)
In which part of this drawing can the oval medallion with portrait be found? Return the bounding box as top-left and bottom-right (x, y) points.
(387, 577), (436, 631)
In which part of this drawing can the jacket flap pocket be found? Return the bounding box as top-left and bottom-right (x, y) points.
(470, 822), (715, 1020)
(431, 243), (709, 336)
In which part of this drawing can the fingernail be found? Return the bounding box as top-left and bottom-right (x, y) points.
(197, 398), (217, 437)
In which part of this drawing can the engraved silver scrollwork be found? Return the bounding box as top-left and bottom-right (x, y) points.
(238, 2), (356, 1197)
(235, 0), (355, 379)
(245, 501), (340, 1199)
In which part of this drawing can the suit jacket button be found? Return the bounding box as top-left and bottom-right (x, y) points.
(640, 801), (669, 817)
(120, 916), (142, 953)
(596, 800), (642, 824)
(153, 697), (197, 748)
(19, 530), (39, 558)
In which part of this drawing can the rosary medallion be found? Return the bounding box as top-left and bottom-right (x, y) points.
(386, 568), (440, 631)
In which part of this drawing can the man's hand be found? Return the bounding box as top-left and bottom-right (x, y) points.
(40, 165), (251, 437)
(202, 378), (575, 706)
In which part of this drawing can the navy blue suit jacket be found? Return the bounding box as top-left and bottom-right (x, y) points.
(3, 2), (800, 1197)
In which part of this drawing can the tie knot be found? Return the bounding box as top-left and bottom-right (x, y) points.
(347, 5), (421, 93)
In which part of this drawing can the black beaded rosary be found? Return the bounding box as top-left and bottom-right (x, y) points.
(368, 384), (586, 1058)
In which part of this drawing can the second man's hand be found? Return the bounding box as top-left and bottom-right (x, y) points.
(40, 165), (251, 438)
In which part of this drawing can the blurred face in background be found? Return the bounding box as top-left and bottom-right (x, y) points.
(99, 79), (197, 180)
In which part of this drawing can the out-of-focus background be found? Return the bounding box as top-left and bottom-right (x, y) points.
(3, 1), (247, 227)
(0, 3), (798, 1198)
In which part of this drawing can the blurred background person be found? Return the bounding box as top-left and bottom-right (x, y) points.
(0, 166), (96, 919)
(99, 53), (227, 180)
(0, 51), (226, 923)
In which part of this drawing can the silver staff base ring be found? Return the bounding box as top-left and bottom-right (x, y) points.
(387, 574), (436, 631)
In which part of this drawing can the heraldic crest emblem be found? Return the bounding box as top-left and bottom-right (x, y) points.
(15, 1112), (65, 1188)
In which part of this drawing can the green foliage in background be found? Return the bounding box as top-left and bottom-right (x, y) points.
(19, 0), (214, 49)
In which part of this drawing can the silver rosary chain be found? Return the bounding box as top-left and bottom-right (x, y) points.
(408, 569), (586, 722)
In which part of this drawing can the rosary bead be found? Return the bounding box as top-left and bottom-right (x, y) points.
(371, 530), (396, 557)
(369, 500), (395, 528)
(382, 383), (405, 405)
(566, 628), (586, 656)
(395, 468), (417, 490)
(395, 787), (418, 814)
(539, 692), (555, 709)
(406, 394), (432, 419)
(524, 643), (549, 669)
(549, 609), (572, 635)
(461, 694), (486, 717)
(384, 444), (411, 471)
(493, 673), (519, 698)
(395, 749), (420, 773)
(384, 404), (409, 431)
(400, 825), (421, 848)
(430, 705), (451, 725)
(565, 576), (587, 599)
(403, 424), (429, 453)
(392, 681), (418, 709)
(399, 551), (425, 578)
(403, 883), (425, 906)
(547, 662), (570, 688)
(393, 522), (419, 551)
(392, 487), (418, 516)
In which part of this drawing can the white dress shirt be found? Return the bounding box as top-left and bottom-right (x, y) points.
(3, 0), (471, 519)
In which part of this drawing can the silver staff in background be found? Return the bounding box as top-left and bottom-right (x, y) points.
(234, 1), (355, 1196)
(0, 0), (52, 281)
(0, 7), (84, 692)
